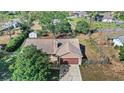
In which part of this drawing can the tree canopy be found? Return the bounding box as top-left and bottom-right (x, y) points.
(39, 11), (69, 33)
(10, 45), (51, 81)
(118, 13), (124, 20)
(75, 20), (90, 34)
(51, 20), (72, 35)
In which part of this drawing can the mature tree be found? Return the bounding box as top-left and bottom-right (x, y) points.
(118, 12), (124, 20)
(119, 46), (124, 61)
(10, 45), (51, 81)
(51, 20), (72, 35)
(39, 11), (69, 34)
(75, 20), (90, 34)
(19, 11), (35, 32)
(111, 11), (120, 19)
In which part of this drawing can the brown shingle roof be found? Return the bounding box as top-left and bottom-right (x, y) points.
(56, 42), (82, 57)
(24, 39), (54, 54)
(23, 38), (82, 57)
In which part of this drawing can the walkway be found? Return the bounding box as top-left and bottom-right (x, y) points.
(60, 65), (82, 81)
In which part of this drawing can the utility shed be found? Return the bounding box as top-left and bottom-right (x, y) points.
(29, 32), (37, 38)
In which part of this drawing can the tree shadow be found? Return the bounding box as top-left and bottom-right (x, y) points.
(59, 60), (70, 79)
(0, 60), (11, 81)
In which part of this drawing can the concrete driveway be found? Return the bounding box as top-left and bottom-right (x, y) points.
(60, 65), (82, 81)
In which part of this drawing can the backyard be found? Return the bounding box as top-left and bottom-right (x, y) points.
(77, 33), (124, 80)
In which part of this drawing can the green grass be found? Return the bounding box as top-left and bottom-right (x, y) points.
(70, 17), (124, 30)
(70, 17), (89, 23)
(93, 21), (117, 29)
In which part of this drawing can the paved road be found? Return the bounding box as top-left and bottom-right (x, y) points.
(60, 65), (82, 81)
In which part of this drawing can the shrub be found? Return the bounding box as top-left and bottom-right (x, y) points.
(6, 33), (26, 52)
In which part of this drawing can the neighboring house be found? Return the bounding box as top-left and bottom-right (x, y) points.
(29, 32), (37, 38)
(102, 12), (114, 23)
(24, 38), (83, 65)
(113, 36), (124, 47)
(113, 39), (123, 47)
(1, 20), (20, 31)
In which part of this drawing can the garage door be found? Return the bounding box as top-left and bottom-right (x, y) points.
(61, 58), (78, 64)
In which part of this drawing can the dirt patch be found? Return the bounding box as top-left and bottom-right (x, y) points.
(77, 33), (120, 62)
(78, 33), (124, 80)
(80, 63), (124, 81)
(0, 34), (18, 44)
(31, 21), (42, 31)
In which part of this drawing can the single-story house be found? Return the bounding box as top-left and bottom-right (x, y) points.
(102, 12), (114, 23)
(23, 38), (83, 65)
(1, 20), (20, 31)
(112, 36), (124, 47)
(29, 32), (38, 38)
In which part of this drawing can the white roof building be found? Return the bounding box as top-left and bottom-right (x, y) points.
(29, 32), (37, 39)
(113, 39), (123, 47)
(102, 12), (114, 23)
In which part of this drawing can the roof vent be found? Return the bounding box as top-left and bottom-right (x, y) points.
(57, 42), (62, 48)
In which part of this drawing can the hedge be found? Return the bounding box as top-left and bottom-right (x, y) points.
(6, 33), (27, 52)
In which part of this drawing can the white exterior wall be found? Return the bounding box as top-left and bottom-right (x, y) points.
(102, 19), (113, 23)
(29, 32), (37, 38)
(113, 39), (123, 47)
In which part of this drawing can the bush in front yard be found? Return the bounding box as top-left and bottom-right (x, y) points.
(6, 33), (26, 52)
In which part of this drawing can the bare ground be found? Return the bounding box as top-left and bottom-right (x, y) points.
(0, 33), (19, 44)
(77, 33), (124, 80)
